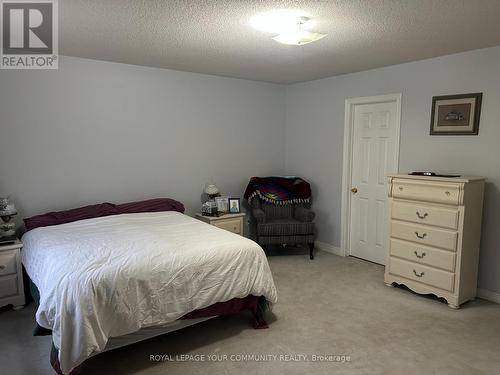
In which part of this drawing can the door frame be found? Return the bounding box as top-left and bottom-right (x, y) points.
(340, 93), (402, 257)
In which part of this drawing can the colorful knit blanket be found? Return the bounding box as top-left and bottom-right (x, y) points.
(244, 176), (311, 205)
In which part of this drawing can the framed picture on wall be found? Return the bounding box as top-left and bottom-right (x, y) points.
(430, 93), (482, 135)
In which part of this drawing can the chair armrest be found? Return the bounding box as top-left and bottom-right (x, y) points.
(252, 208), (266, 223)
(295, 207), (315, 222)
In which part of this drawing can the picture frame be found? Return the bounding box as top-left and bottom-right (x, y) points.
(215, 196), (229, 213)
(228, 198), (241, 213)
(430, 93), (482, 135)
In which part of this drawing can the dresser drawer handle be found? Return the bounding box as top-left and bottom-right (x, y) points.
(414, 251), (426, 259)
(445, 191), (451, 196)
(415, 231), (427, 239)
(398, 186), (404, 191)
(416, 211), (428, 219)
(0, 265), (5, 270)
(413, 269), (425, 278)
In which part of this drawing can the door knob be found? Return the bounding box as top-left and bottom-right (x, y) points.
(351, 187), (358, 194)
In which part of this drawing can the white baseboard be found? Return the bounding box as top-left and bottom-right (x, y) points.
(477, 288), (500, 304)
(315, 241), (344, 257)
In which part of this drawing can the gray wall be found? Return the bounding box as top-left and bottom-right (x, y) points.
(0, 56), (285, 224)
(2, 47), (500, 294)
(284, 46), (500, 294)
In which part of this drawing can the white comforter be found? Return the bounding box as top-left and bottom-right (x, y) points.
(21, 211), (277, 374)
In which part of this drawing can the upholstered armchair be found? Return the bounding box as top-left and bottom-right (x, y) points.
(250, 199), (316, 259)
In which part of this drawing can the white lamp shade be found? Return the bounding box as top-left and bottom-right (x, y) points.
(204, 184), (220, 196)
(0, 198), (17, 216)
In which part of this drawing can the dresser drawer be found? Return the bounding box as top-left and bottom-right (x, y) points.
(391, 221), (458, 251)
(213, 218), (241, 234)
(390, 239), (456, 272)
(391, 201), (459, 230)
(392, 180), (460, 205)
(389, 257), (455, 292)
(0, 275), (18, 298)
(0, 251), (17, 276)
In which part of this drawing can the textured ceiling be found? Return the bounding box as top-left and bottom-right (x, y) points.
(60, 0), (500, 83)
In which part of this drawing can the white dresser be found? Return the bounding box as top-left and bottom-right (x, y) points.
(0, 240), (25, 310)
(384, 174), (485, 308)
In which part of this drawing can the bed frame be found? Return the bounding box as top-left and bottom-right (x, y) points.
(29, 280), (269, 374)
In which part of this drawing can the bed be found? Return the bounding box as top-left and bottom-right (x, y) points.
(21, 208), (278, 374)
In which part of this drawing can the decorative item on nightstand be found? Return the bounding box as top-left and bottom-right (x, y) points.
(201, 182), (220, 217)
(0, 197), (18, 246)
(201, 201), (218, 216)
(215, 196), (229, 214)
(228, 198), (241, 213)
(204, 183), (220, 200)
(384, 174), (486, 309)
(0, 239), (25, 310)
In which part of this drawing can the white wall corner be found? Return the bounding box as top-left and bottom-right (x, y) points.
(477, 288), (500, 304)
(315, 241), (344, 257)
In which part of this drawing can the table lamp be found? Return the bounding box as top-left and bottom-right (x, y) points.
(202, 183), (220, 217)
(0, 197), (18, 245)
(204, 183), (220, 200)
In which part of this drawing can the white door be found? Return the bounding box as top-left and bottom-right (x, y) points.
(348, 99), (400, 264)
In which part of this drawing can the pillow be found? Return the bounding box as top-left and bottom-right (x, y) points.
(24, 203), (118, 231)
(116, 198), (185, 215)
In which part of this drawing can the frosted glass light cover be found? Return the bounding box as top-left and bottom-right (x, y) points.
(272, 30), (326, 45)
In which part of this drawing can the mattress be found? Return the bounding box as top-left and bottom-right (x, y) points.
(21, 211), (277, 374)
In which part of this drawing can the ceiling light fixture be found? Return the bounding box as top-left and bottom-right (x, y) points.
(250, 10), (326, 46)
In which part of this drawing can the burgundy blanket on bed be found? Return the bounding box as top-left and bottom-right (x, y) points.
(181, 295), (259, 319)
(24, 198), (185, 231)
(116, 198), (184, 215)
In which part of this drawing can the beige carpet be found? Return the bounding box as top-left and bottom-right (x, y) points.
(1, 250), (500, 375)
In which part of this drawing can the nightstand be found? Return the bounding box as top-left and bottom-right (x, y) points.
(0, 240), (25, 310)
(195, 213), (246, 236)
